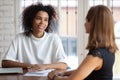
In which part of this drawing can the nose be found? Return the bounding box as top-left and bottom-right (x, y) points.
(40, 19), (44, 24)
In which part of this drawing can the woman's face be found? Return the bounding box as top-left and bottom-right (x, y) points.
(32, 11), (49, 34)
(84, 19), (91, 33)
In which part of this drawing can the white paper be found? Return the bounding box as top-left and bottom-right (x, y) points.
(24, 69), (54, 76)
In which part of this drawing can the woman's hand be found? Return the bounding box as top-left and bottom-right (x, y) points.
(53, 75), (68, 80)
(48, 71), (68, 80)
(48, 70), (71, 80)
(48, 70), (60, 80)
(63, 70), (75, 76)
(27, 64), (47, 71)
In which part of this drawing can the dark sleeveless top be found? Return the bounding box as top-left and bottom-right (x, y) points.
(84, 48), (115, 80)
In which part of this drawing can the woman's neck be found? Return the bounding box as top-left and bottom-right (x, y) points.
(32, 32), (44, 38)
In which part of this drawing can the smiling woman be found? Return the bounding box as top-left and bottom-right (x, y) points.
(19, 0), (79, 70)
(2, 2), (68, 71)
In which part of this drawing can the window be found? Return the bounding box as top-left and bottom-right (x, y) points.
(111, 0), (120, 78)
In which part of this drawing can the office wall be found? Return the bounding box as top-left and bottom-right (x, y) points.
(0, 0), (20, 67)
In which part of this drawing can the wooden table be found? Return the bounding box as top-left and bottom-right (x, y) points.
(0, 74), (47, 80)
(0, 70), (48, 80)
(0, 69), (66, 80)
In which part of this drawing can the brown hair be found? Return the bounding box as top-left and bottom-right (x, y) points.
(86, 5), (118, 53)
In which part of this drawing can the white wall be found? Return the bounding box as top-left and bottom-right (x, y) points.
(0, 0), (20, 67)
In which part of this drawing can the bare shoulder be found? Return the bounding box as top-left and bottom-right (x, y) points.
(78, 55), (103, 72)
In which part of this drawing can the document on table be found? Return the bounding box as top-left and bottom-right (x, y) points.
(24, 69), (54, 76)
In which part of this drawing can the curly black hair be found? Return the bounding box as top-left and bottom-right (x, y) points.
(21, 2), (58, 36)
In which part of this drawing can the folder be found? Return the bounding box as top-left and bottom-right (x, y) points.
(0, 68), (23, 74)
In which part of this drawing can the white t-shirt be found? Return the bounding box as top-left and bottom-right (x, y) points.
(3, 32), (67, 64)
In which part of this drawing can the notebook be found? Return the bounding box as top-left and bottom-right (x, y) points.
(0, 68), (23, 74)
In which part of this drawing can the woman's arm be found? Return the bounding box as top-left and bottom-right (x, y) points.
(49, 55), (103, 80)
(68, 55), (103, 80)
(28, 62), (67, 71)
(44, 62), (67, 70)
(2, 60), (31, 70)
(2, 60), (67, 72)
